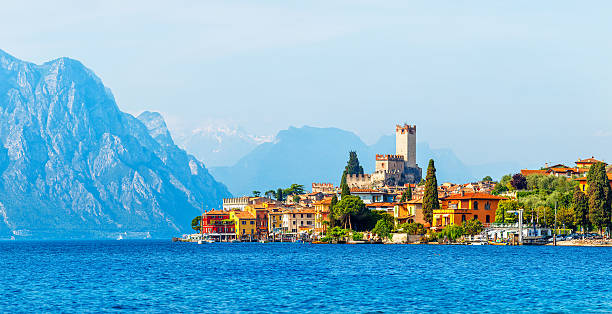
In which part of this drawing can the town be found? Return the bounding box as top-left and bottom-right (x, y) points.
(181, 124), (612, 246)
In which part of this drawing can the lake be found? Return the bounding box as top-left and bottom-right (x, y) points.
(0, 241), (610, 312)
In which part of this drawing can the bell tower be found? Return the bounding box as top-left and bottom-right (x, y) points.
(395, 124), (417, 167)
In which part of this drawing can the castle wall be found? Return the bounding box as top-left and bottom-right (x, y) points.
(346, 174), (372, 189)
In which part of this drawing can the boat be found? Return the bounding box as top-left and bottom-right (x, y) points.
(312, 241), (329, 244)
(259, 239), (269, 243)
(231, 239), (241, 243)
(197, 240), (205, 244)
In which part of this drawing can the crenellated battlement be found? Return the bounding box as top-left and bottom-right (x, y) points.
(376, 154), (404, 161)
(396, 124), (416, 134)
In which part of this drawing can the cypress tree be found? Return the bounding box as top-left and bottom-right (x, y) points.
(572, 185), (589, 233)
(400, 186), (412, 203)
(345, 151), (364, 175)
(276, 188), (284, 202)
(341, 181), (351, 197)
(422, 159), (439, 224)
(587, 162), (611, 234)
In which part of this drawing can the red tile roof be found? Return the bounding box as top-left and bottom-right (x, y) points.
(350, 188), (381, 193)
(521, 169), (547, 176)
(576, 157), (604, 164)
(444, 193), (506, 200)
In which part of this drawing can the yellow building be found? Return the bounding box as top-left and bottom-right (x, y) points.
(575, 173), (612, 193)
(230, 211), (256, 240)
(267, 208), (284, 233)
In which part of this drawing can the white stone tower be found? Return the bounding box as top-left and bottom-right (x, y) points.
(395, 124), (417, 167)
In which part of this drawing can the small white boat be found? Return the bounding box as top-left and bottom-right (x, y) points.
(231, 239), (241, 243)
(197, 240), (204, 244)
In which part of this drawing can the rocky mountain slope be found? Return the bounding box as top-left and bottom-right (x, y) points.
(0, 49), (230, 239)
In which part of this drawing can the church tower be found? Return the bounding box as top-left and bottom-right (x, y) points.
(395, 124), (417, 167)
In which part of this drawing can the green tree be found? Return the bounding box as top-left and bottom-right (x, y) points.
(276, 188), (284, 202)
(326, 226), (349, 242)
(191, 216), (202, 232)
(252, 190), (261, 197)
(292, 195), (300, 204)
(341, 181), (351, 197)
(440, 224), (464, 242)
(510, 173), (528, 190)
(265, 190), (276, 199)
(399, 222), (425, 235)
(463, 219), (483, 235)
(284, 184), (305, 196)
(345, 151), (364, 175)
(329, 195), (338, 227)
(333, 195), (365, 229)
(587, 162), (611, 233)
(372, 214), (394, 240)
(482, 176), (493, 182)
(352, 232), (364, 241)
(557, 205), (576, 230)
(422, 159), (439, 224)
(495, 200), (519, 223)
(400, 187), (412, 202)
(572, 185), (589, 232)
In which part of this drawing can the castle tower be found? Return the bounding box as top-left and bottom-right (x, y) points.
(396, 124), (417, 167)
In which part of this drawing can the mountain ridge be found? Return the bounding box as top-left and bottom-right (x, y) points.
(0, 49), (230, 239)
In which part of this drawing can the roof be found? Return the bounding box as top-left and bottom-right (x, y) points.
(365, 202), (397, 208)
(406, 198), (423, 204)
(204, 210), (227, 215)
(444, 193), (506, 200)
(576, 157), (604, 164)
(350, 188), (382, 193)
(521, 169), (547, 176)
(233, 211), (255, 219)
(575, 173), (612, 181)
(313, 197), (332, 206)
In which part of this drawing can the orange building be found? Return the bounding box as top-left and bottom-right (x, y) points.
(433, 193), (506, 230)
(313, 198), (332, 234)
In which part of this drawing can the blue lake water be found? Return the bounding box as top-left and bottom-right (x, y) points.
(0, 241), (611, 313)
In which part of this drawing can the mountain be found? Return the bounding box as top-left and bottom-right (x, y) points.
(173, 125), (271, 167)
(0, 49), (231, 239)
(210, 126), (372, 196)
(210, 126), (502, 196)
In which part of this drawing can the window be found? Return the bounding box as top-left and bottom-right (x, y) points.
(485, 202), (491, 210)
(301, 221), (304, 226)
(250, 221), (254, 225)
(307, 214), (312, 218)
(292, 221), (296, 225)
(474, 215), (478, 220)
(241, 221), (245, 225)
(461, 215), (466, 222)
(300, 214), (303, 218)
(292, 214), (295, 218)
(486, 215), (490, 223)
(474, 201), (479, 210)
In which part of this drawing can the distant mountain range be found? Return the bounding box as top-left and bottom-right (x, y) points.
(173, 125), (271, 167)
(209, 126), (519, 196)
(0, 50), (230, 239)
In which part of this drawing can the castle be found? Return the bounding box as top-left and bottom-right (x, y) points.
(347, 124), (422, 188)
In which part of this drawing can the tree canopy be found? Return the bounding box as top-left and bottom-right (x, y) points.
(495, 200), (519, 223)
(422, 159), (438, 224)
(332, 195), (366, 230)
(586, 162), (611, 233)
(191, 216), (202, 232)
(572, 185), (589, 232)
(482, 176), (493, 182)
(372, 213), (394, 240)
(463, 219), (483, 235)
(510, 173), (528, 190)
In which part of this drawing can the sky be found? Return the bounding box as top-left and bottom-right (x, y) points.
(2, 1), (612, 168)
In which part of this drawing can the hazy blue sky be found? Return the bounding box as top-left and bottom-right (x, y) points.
(2, 1), (612, 167)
